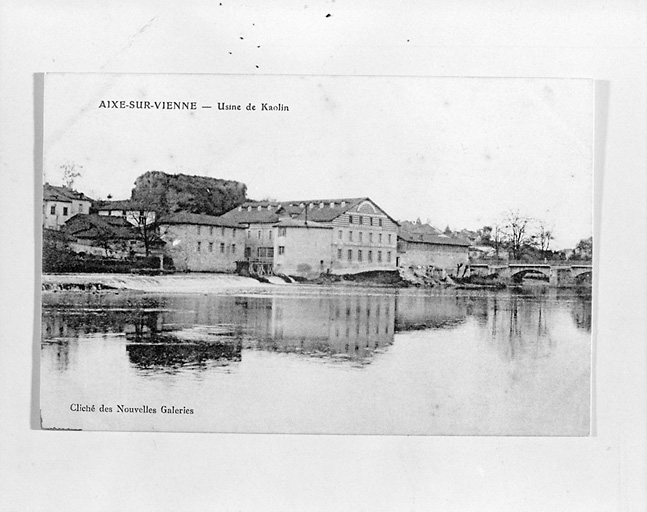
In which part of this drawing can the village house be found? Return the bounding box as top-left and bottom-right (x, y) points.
(157, 212), (244, 272)
(94, 199), (157, 227)
(396, 231), (470, 273)
(42, 183), (93, 230)
(219, 197), (400, 278)
(61, 213), (159, 258)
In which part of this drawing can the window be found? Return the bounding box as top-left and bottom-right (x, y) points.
(208, 242), (213, 252)
(378, 251), (382, 262)
(368, 250), (373, 262)
(369, 217), (373, 226)
(221, 227), (225, 236)
(359, 232), (363, 242)
(232, 244), (236, 254)
(379, 233), (382, 244)
(257, 230), (262, 239)
(220, 243), (225, 253)
(387, 251), (391, 263)
(257, 247), (274, 258)
(349, 231), (353, 242)
(338, 230), (342, 240)
(247, 230), (251, 239)
(349, 215), (354, 224)
(50, 205), (55, 215)
(278, 246), (285, 255)
(62, 207), (68, 216)
(337, 248), (342, 259)
(388, 234), (392, 244)
(369, 232), (373, 243)
(210, 226), (214, 236)
(278, 227), (287, 237)
(379, 218), (383, 227)
(269, 230), (272, 240)
(197, 241), (201, 252)
(359, 216), (363, 225)
(358, 250), (363, 262)
(347, 249), (353, 261)
(78, 204), (83, 213)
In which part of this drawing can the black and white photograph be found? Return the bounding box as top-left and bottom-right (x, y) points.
(40, 73), (593, 435)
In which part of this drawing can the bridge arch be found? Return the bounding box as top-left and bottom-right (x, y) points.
(509, 268), (550, 283)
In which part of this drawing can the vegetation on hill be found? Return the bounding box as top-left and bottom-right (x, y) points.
(130, 171), (248, 217)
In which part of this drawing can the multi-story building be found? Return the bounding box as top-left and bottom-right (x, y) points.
(42, 183), (93, 230)
(219, 197), (400, 278)
(157, 212), (245, 272)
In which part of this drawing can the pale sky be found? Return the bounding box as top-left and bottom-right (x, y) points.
(43, 73), (593, 249)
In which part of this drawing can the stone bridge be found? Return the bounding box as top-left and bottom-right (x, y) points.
(469, 262), (593, 287)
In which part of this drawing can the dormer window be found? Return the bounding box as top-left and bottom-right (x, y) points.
(319, 202), (324, 209)
(238, 206), (242, 211)
(267, 205), (273, 210)
(257, 205), (262, 211)
(330, 202), (335, 208)
(309, 203), (314, 209)
(341, 201), (346, 207)
(299, 203), (305, 208)
(247, 206), (252, 212)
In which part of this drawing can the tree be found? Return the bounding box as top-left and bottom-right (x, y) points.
(535, 222), (554, 259)
(60, 162), (83, 189)
(572, 236), (593, 260)
(126, 203), (158, 257)
(502, 210), (533, 260)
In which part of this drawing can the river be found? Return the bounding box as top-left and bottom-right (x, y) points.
(40, 281), (591, 435)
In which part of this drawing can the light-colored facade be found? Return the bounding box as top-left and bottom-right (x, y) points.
(220, 197), (399, 278)
(95, 200), (156, 227)
(42, 184), (93, 230)
(158, 213), (244, 272)
(397, 232), (470, 272)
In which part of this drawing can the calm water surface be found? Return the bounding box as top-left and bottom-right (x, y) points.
(41, 285), (591, 435)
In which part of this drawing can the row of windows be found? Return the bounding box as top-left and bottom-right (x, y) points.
(348, 214), (383, 227)
(197, 226), (237, 237)
(196, 242), (236, 254)
(337, 248), (392, 263)
(47, 204), (84, 216)
(338, 230), (393, 245)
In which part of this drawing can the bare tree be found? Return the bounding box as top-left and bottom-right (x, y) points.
(536, 221), (554, 260)
(126, 203), (158, 257)
(60, 162), (83, 189)
(502, 210), (533, 260)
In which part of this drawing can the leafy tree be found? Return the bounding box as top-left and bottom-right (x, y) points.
(535, 221), (554, 259)
(572, 236), (593, 260)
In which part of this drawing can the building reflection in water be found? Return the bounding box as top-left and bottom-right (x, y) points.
(42, 287), (591, 371)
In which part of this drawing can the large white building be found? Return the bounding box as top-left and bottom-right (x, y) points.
(219, 197), (400, 278)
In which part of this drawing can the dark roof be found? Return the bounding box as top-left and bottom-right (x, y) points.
(43, 183), (93, 203)
(220, 197), (399, 225)
(62, 214), (141, 240)
(398, 231), (471, 247)
(157, 212), (242, 228)
(93, 199), (141, 211)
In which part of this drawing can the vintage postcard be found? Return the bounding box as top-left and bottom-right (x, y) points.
(40, 73), (593, 434)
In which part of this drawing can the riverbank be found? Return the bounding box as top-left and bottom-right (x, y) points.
(42, 273), (269, 293)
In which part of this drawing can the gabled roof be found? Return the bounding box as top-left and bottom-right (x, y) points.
(43, 183), (93, 203)
(220, 197), (399, 226)
(398, 231), (471, 247)
(157, 212), (242, 228)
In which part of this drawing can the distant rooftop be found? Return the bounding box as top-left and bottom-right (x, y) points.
(43, 183), (93, 203)
(398, 230), (471, 247)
